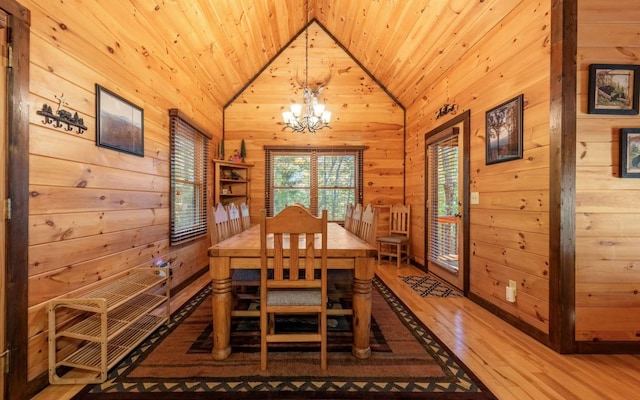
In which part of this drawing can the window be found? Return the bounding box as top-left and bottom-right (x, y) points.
(169, 109), (211, 244)
(265, 146), (364, 221)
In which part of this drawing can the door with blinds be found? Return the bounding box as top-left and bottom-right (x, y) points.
(426, 126), (464, 290)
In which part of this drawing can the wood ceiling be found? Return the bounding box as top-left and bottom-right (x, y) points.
(137, 0), (508, 108)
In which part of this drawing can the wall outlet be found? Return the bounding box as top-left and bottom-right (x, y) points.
(470, 192), (480, 204)
(506, 280), (517, 303)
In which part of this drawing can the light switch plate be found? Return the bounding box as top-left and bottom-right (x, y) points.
(470, 192), (479, 204)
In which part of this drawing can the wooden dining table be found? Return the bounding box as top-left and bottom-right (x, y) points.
(208, 222), (377, 361)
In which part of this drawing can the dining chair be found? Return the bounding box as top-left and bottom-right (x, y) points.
(211, 203), (232, 244)
(343, 203), (354, 232)
(230, 203), (260, 311)
(376, 204), (410, 268)
(240, 202), (251, 230)
(350, 203), (363, 236)
(259, 205), (328, 370)
(227, 203), (243, 235)
(358, 204), (379, 246)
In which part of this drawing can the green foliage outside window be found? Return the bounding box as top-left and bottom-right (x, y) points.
(270, 150), (360, 221)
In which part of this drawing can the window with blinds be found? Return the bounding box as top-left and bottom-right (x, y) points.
(265, 146), (365, 221)
(169, 109), (210, 244)
(427, 131), (460, 271)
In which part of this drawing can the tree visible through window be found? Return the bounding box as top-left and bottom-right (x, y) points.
(266, 147), (364, 221)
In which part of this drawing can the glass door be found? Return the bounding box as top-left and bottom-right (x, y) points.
(426, 126), (464, 289)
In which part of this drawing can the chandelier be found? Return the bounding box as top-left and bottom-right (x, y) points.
(282, 0), (332, 133)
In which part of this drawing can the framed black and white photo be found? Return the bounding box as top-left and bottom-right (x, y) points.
(619, 128), (640, 178)
(96, 84), (144, 157)
(588, 64), (640, 115)
(485, 94), (523, 165)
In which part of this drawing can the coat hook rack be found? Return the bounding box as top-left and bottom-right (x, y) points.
(36, 93), (87, 134)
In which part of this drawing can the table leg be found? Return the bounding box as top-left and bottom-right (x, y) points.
(351, 256), (375, 359)
(210, 257), (232, 360)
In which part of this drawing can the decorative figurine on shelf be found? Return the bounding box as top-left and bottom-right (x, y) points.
(229, 149), (242, 163)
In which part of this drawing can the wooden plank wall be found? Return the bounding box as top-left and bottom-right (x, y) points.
(576, 1), (640, 342)
(224, 22), (405, 229)
(404, 0), (552, 334)
(23, 1), (222, 381)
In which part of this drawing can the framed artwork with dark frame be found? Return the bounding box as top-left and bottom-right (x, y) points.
(96, 84), (144, 157)
(588, 64), (640, 115)
(619, 128), (640, 178)
(485, 94), (523, 165)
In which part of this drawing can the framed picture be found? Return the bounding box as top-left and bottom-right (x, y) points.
(96, 84), (144, 157)
(485, 94), (524, 165)
(588, 64), (640, 115)
(619, 128), (640, 178)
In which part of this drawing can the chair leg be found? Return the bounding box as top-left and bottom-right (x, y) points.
(261, 311), (268, 370)
(377, 242), (381, 265)
(396, 243), (401, 268)
(405, 243), (409, 265)
(320, 313), (327, 370)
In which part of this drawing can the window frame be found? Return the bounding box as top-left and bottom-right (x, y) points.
(265, 145), (365, 221)
(169, 109), (211, 245)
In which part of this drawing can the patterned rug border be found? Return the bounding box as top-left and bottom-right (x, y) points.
(73, 276), (495, 400)
(399, 275), (462, 298)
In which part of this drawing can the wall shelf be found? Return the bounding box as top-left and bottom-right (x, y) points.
(213, 160), (253, 208)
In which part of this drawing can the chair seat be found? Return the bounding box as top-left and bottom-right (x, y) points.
(232, 269), (261, 281)
(327, 269), (353, 281)
(267, 289), (322, 306)
(377, 234), (409, 244)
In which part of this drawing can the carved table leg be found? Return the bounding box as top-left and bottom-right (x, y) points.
(210, 256), (232, 360)
(351, 256), (375, 359)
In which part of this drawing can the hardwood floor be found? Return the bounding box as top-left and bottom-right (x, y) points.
(32, 262), (640, 400)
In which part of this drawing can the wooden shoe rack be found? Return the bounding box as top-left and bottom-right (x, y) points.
(48, 267), (170, 384)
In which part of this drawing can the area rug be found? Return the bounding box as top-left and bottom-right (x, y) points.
(72, 278), (493, 399)
(400, 275), (462, 298)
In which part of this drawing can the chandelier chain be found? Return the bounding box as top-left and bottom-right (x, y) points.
(281, 0), (332, 134)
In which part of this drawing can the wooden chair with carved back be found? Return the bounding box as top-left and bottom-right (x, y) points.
(358, 204), (379, 247)
(376, 203), (410, 268)
(259, 205), (328, 370)
(227, 203), (243, 235)
(240, 202), (251, 231)
(210, 202), (232, 245)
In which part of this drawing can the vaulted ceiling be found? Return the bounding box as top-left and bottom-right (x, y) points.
(144, 0), (504, 108)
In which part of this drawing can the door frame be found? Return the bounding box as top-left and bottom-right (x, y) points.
(1, 0), (29, 398)
(424, 110), (470, 295)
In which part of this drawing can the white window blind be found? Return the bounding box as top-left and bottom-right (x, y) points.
(169, 109), (210, 244)
(427, 133), (459, 270)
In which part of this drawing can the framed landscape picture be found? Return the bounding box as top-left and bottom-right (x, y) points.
(96, 84), (144, 157)
(485, 94), (523, 165)
(588, 64), (640, 115)
(619, 128), (640, 178)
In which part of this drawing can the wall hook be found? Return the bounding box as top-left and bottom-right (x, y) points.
(36, 95), (87, 134)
